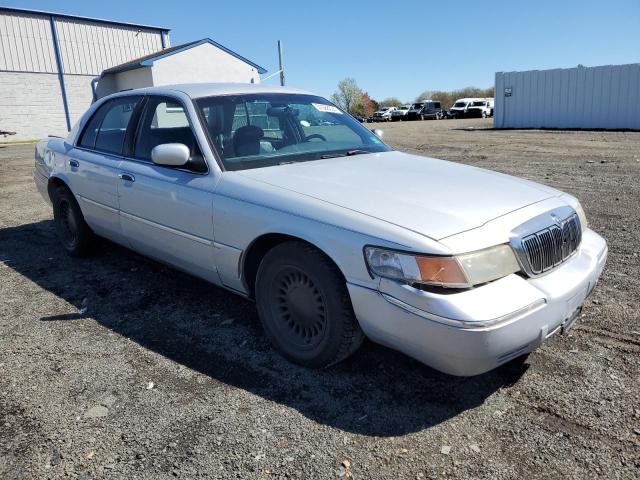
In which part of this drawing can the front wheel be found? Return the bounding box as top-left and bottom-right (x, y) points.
(255, 241), (364, 368)
(52, 186), (94, 256)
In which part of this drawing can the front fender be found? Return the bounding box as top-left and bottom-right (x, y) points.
(212, 194), (399, 294)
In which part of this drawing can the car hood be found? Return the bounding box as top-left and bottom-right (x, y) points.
(237, 151), (560, 240)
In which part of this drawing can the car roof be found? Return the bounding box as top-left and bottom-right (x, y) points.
(110, 83), (315, 99)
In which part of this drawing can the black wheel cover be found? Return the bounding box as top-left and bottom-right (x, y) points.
(57, 198), (79, 250)
(268, 265), (327, 350)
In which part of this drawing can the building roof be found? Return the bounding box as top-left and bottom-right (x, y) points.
(0, 6), (170, 32)
(106, 83), (313, 100)
(101, 38), (267, 76)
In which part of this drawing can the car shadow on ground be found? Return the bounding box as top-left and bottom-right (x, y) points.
(1, 220), (528, 437)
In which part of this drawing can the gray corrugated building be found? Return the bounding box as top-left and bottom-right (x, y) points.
(0, 7), (170, 141)
(494, 63), (640, 130)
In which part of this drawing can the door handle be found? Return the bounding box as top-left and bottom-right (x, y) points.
(118, 173), (135, 182)
(69, 159), (79, 168)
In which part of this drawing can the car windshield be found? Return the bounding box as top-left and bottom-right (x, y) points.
(196, 93), (390, 171)
(453, 101), (467, 108)
(411, 103), (424, 109)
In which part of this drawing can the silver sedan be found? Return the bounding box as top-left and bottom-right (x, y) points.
(34, 83), (607, 376)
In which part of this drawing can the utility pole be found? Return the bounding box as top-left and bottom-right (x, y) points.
(277, 40), (285, 86)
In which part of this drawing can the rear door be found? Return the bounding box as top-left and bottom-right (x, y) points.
(69, 95), (142, 244)
(116, 95), (218, 282)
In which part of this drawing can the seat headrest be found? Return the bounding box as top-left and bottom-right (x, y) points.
(233, 125), (264, 143)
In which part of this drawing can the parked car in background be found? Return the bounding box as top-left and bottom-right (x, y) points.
(448, 98), (494, 119)
(406, 102), (425, 120)
(390, 105), (411, 121)
(448, 98), (472, 119)
(33, 83), (607, 376)
(372, 106), (396, 122)
(467, 98), (495, 118)
(417, 100), (443, 120)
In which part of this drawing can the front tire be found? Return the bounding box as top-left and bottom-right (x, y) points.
(255, 241), (364, 368)
(52, 186), (94, 257)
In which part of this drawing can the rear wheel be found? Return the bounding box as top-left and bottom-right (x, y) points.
(255, 241), (364, 368)
(482, 111), (488, 118)
(52, 186), (94, 256)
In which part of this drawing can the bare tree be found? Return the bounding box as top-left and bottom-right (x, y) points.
(379, 97), (403, 108)
(415, 87), (495, 109)
(331, 78), (364, 114)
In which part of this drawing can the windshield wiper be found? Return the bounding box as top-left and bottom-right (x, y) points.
(320, 149), (371, 159)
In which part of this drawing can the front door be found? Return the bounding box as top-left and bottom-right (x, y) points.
(116, 95), (218, 283)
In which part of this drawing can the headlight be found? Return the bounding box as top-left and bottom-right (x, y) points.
(364, 244), (521, 289)
(574, 202), (588, 231)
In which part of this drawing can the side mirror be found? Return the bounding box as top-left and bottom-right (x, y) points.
(151, 143), (190, 167)
(373, 129), (384, 139)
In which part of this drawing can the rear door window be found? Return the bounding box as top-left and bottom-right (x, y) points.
(78, 104), (108, 149)
(91, 97), (141, 155)
(78, 97), (141, 153)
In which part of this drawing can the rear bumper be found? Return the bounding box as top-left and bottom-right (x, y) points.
(33, 167), (51, 205)
(348, 229), (607, 376)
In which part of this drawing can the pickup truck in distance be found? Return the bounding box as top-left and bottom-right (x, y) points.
(34, 83), (608, 376)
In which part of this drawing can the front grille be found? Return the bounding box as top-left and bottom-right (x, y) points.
(521, 213), (581, 275)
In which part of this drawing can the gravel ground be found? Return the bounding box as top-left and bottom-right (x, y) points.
(1, 118), (639, 480)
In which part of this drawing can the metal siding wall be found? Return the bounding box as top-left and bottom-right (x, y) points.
(1, 10), (168, 140)
(0, 12), (165, 75)
(0, 12), (58, 72)
(55, 18), (164, 75)
(495, 64), (640, 130)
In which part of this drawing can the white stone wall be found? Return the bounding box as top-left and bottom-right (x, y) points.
(0, 71), (66, 141)
(63, 74), (96, 128)
(0, 71), (94, 141)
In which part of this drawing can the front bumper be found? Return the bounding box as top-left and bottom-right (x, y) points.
(348, 229), (607, 376)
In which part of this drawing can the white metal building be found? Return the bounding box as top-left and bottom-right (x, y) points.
(0, 7), (170, 141)
(95, 38), (266, 99)
(0, 7), (267, 141)
(494, 63), (640, 130)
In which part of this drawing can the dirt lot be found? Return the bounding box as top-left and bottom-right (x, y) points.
(1, 118), (639, 480)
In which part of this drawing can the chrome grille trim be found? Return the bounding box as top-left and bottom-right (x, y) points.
(510, 206), (582, 277)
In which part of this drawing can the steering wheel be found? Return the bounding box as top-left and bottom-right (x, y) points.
(305, 134), (327, 142)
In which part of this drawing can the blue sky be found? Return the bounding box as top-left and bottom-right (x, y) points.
(5, 0), (640, 101)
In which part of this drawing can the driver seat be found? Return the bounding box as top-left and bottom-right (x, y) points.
(233, 125), (264, 156)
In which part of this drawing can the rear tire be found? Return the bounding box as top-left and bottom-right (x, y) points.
(255, 241), (364, 368)
(52, 186), (94, 257)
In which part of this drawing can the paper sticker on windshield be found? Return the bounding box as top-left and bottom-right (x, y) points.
(312, 103), (342, 114)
